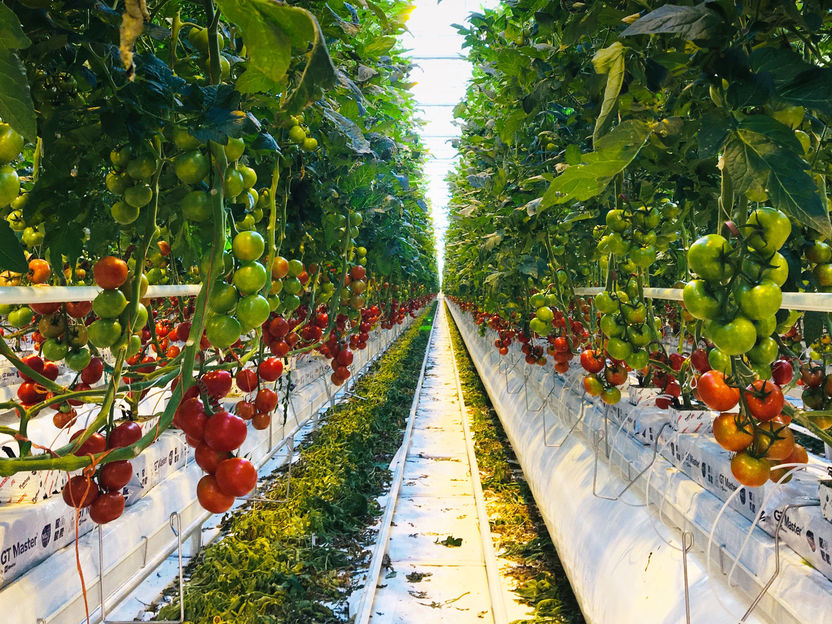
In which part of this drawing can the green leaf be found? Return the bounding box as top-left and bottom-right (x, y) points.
(803, 311), (824, 346)
(0, 4), (30, 49)
(215, 0), (336, 112)
(564, 144), (582, 165)
(0, 220), (26, 273)
(540, 120), (652, 209)
(0, 48), (35, 141)
(723, 130), (832, 238)
(750, 46), (832, 116)
(621, 3), (725, 43)
(322, 107), (372, 154)
(592, 42), (625, 145)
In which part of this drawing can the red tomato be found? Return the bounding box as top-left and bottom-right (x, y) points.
(580, 349), (605, 373)
(696, 370), (739, 411)
(235, 400), (257, 420)
(604, 364), (628, 386)
(197, 475), (235, 513)
(41, 361), (59, 381)
(108, 421), (142, 448)
(99, 460), (133, 491)
(252, 412), (271, 430)
(203, 410), (247, 452)
(81, 357), (104, 384)
(177, 397), (207, 439)
(195, 443), (228, 474)
(754, 417), (795, 461)
(258, 358), (283, 381)
(743, 380), (784, 422)
(254, 388), (278, 413)
(771, 359), (793, 386)
(712, 413), (753, 452)
(62, 475), (99, 508)
(202, 370), (232, 399)
(689, 348), (710, 373)
(71, 430), (107, 456)
(235, 369), (258, 392)
(18, 354), (43, 382)
(215, 457), (257, 496)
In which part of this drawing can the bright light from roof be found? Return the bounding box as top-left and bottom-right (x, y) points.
(403, 0), (499, 278)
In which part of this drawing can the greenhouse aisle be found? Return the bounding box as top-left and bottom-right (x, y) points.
(365, 302), (523, 624)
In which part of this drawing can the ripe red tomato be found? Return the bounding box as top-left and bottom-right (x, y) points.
(203, 410), (247, 452)
(743, 380), (784, 422)
(254, 388), (278, 413)
(258, 358), (283, 381)
(71, 430), (107, 456)
(108, 421), (142, 448)
(268, 317), (289, 339)
(99, 460), (133, 491)
(712, 413), (753, 452)
(252, 412), (270, 430)
(771, 359), (793, 386)
(41, 361), (59, 381)
(81, 357), (104, 384)
(696, 370), (739, 411)
(202, 370), (232, 399)
(235, 400), (256, 420)
(62, 475), (99, 508)
(197, 474), (235, 513)
(177, 397), (207, 438)
(175, 321), (192, 342)
(215, 457), (257, 496)
(19, 354), (44, 382)
(335, 349), (354, 367)
(235, 369), (258, 392)
(604, 364), (628, 386)
(689, 348), (710, 373)
(66, 300), (93, 319)
(730, 452), (770, 487)
(195, 443), (228, 474)
(93, 256), (128, 289)
(580, 349), (604, 373)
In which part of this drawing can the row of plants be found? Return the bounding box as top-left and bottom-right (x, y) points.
(0, 0), (437, 524)
(443, 0), (832, 488)
(150, 302), (435, 623)
(447, 307), (584, 624)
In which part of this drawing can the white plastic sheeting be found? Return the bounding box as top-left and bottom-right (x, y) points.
(449, 302), (832, 624)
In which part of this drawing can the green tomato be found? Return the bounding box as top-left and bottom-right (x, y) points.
(530, 293), (547, 308)
(232, 230), (265, 262)
(224, 168), (245, 198)
(282, 294), (301, 313)
(743, 207), (791, 255)
(236, 294), (270, 328)
(287, 259), (304, 277)
(600, 314), (624, 338)
(268, 295), (281, 311)
(0, 123), (23, 164)
(594, 291), (617, 314)
(173, 127), (201, 150)
(173, 151), (209, 185)
(735, 280), (781, 320)
(630, 245), (657, 268)
(124, 183), (153, 208)
(126, 155), (156, 180)
(126, 334), (142, 358)
(88, 319), (123, 348)
(622, 303), (647, 325)
(301, 137), (318, 152)
(708, 348), (732, 374)
(805, 241), (832, 265)
(606, 337), (632, 361)
(752, 362), (772, 380)
(0, 165), (20, 207)
(8, 306), (33, 328)
(282, 276), (303, 295)
(682, 279), (721, 320)
(106, 170), (131, 194)
(7, 209), (25, 231)
(627, 324), (652, 347)
(206, 314), (242, 349)
(110, 201), (140, 225)
(42, 338), (68, 362)
(208, 282), (238, 314)
(181, 190), (211, 222)
(120, 302), (148, 332)
(687, 234), (734, 283)
(93, 289), (128, 319)
(65, 348), (91, 372)
(238, 165), (257, 189)
(625, 349), (649, 370)
(225, 137), (245, 161)
(753, 315), (777, 338)
(747, 336), (779, 365)
(606, 232), (630, 256)
(535, 306), (554, 323)
(529, 317), (548, 336)
(232, 262), (267, 295)
(110, 146), (131, 169)
(742, 252), (789, 287)
(605, 209), (628, 233)
(707, 316), (756, 356)
(814, 263), (832, 287)
(288, 125), (306, 144)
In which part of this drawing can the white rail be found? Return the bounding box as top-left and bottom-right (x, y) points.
(0, 284), (201, 305)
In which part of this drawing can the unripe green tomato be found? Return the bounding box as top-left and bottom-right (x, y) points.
(302, 137), (318, 152)
(110, 146), (131, 169)
(110, 201), (140, 225)
(0, 124), (24, 164)
(126, 155), (156, 179)
(106, 170), (130, 194)
(173, 127), (201, 150)
(225, 137), (245, 161)
(288, 125), (307, 144)
(0, 165), (20, 206)
(22, 226), (44, 246)
(124, 183), (153, 208)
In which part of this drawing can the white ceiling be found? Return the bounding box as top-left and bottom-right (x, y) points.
(402, 0), (499, 275)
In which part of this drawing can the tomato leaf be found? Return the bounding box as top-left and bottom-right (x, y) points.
(723, 128), (832, 238)
(0, 48), (36, 142)
(540, 120), (652, 209)
(0, 4), (30, 50)
(321, 108), (372, 154)
(621, 3), (726, 43)
(0, 220), (26, 273)
(750, 46), (832, 117)
(803, 311), (824, 346)
(592, 42), (625, 145)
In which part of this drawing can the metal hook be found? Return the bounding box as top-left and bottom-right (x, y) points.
(545, 397), (587, 448)
(681, 530), (693, 624)
(593, 422), (671, 502)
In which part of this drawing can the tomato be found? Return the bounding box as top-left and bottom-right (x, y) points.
(594, 291), (617, 314)
(224, 168), (245, 198)
(41, 361), (59, 381)
(742, 380), (783, 421)
(753, 418), (795, 461)
(747, 337), (778, 365)
(258, 357), (283, 381)
(770, 444), (808, 483)
(90, 491), (125, 524)
(202, 370), (232, 399)
(99, 460), (133, 491)
(583, 374), (603, 396)
(94, 256), (128, 289)
(270, 340), (290, 357)
(71, 430), (107, 456)
(66, 300), (93, 318)
(802, 385), (825, 410)
(742, 252), (789, 287)
(109, 421), (142, 448)
(65, 348), (91, 372)
(232, 231), (265, 262)
(604, 364), (627, 386)
(731, 452), (770, 488)
(743, 207), (791, 255)
(206, 314), (242, 349)
(801, 365), (824, 387)
(0, 123), (23, 163)
(605, 337), (632, 361)
(208, 283), (238, 314)
(17, 381), (48, 405)
(600, 386), (621, 405)
(696, 370), (739, 411)
(53, 408), (77, 428)
(173, 150), (209, 185)
(706, 316), (756, 356)
(62, 476), (99, 509)
(197, 475), (235, 513)
(770, 359), (793, 386)
(687, 234), (734, 283)
(42, 338), (68, 362)
(233, 262), (268, 295)
(8, 306), (34, 328)
(0, 165), (20, 206)
(252, 412), (271, 430)
(599, 314), (623, 338)
(27, 258), (50, 283)
(181, 189), (211, 221)
(178, 400), (207, 439)
(203, 410), (247, 452)
(682, 280), (720, 320)
(88, 319), (123, 348)
(254, 388), (278, 412)
(215, 457), (257, 496)
(712, 413), (753, 451)
(236, 294), (270, 328)
(580, 350), (605, 373)
(735, 280), (781, 321)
